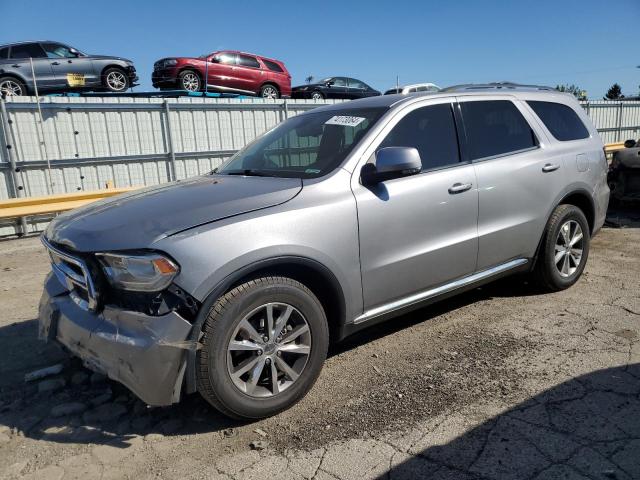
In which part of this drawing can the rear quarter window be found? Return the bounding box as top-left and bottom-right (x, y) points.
(262, 59), (284, 73)
(9, 43), (46, 59)
(527, 101), (590, 141)
(0, 47), (8, 59)
(461, 100), (538, 160)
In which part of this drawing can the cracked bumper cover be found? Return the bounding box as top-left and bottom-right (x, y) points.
(38, 273), (195, 406)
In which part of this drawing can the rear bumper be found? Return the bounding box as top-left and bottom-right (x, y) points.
(38, 273), (194, 406)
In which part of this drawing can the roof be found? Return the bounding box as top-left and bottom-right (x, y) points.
(0, 40), (59, 47)
(440, 82), (555, 93)
(302, 83), (576, 115)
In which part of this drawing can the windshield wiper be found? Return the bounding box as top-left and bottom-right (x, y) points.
(222, 169), (279, 177)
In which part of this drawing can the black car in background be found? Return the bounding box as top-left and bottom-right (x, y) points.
(291, 77), (380, 100)
(0, 41), (138, 96)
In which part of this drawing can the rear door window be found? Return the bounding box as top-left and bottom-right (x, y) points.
(461, 100), (538, 160)
(527, 101), (590, 141)
(348, 79), (366, 89)
(9, 43), (47, 59)
(378, 103), (461, 171)
(237, 54), (260, 69)
(262, 59), (284, 73)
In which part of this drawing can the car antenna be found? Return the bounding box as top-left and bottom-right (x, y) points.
(396, 75), (399, 93)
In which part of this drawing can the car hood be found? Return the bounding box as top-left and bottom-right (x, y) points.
(45, 175), (302, 252)
(89, 54), (133, 63)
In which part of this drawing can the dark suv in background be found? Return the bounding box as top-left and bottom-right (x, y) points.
(0, 41), (138, 96)
(292, 77), (381, 100)
(152, 50), (291, 98)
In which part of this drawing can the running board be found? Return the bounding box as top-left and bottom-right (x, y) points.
(353, 258), (529, 324)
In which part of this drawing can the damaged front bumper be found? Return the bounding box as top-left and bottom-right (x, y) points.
(38, 272), (196, 406)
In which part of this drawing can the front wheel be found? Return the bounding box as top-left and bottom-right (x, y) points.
(311, 90), (324, 100)
(103, 68), (130, 92)
(534, 204), (590, 291)
(197, 276), (329, 419)
(260, 84), (279, 99)
(178, 70), (201, 92)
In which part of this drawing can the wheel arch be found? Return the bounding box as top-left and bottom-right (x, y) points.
(183, 255), (347, 394)
(100, 63), (127, 77)
(558, 189), (596, 234)
(532, 188), (596, 270)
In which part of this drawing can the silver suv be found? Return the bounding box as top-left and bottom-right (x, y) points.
(39, 85), (609, 419)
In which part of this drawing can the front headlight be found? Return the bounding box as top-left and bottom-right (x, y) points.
(96, 252), (179, 292)
(164, 59), (178, 66)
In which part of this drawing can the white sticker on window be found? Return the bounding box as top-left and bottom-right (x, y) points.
(325, 115), (366, 127)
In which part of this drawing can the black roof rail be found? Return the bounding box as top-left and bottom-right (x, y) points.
(440, 82), (556, 93)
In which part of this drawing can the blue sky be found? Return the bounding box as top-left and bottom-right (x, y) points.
(1, 0), (638, 99)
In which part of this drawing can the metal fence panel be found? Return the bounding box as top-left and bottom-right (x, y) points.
(1, 96), (639, 236)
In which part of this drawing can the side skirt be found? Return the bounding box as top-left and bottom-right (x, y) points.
(339, 258), (530, 340)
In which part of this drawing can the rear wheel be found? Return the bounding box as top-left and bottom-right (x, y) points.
(0, 77), (26, 96)
(260, 84), (279, 99)
(534, 204), (590, 291)
(197, 276), (329, 419)
(178, 70), (201, 92)
(103, 68), (129, 92)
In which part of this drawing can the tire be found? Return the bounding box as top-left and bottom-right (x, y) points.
(260, 84), (279, 99)
(534, 204), (590, 291)
(178, 70), (201, 92)
(0, 76), (26, 96)
(102, 68), (130, 93)
(311, 90), (324, 100)
(197, 276), (329, 419)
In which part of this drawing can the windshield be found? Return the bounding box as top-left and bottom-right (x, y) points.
(217, 108), (387, 179)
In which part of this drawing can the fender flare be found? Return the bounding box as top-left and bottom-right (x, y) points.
(183, 255), (346, 394)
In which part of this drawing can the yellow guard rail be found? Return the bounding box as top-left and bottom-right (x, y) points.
(0, 187), (137, 220)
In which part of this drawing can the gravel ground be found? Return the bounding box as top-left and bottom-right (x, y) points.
(0, 209), (638, 480)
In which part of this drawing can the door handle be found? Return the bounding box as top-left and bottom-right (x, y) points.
(542, 163), (560, 173)
(11, 64), (20, 68)
(448, 182), (473, 194)
(67, 60), (72, 63)
(51, 61), (60, 66)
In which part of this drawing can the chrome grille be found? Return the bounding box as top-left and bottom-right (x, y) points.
(42, 236), (98, 311)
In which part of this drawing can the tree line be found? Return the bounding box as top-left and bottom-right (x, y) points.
(555, 83), (639, 100)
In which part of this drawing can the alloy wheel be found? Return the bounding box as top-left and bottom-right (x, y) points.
(106, 71), (127, 91)
(226, 302), (312, 397)
(261, 86), (278, 99)
(181, 73), (200, 92)
(311, 92), (323, 100)
(0, 79), (23, 96)
(554, 220), (583, 277)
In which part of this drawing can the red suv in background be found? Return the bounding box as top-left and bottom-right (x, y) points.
(152, 50), (291, 98)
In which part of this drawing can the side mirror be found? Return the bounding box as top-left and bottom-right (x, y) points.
(210, 56), (219, 63)
(68, 47), (80, 57)
(624, 139), (637, 148)
(361, 147), (422, 185)
(325, 81), (334, 87)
